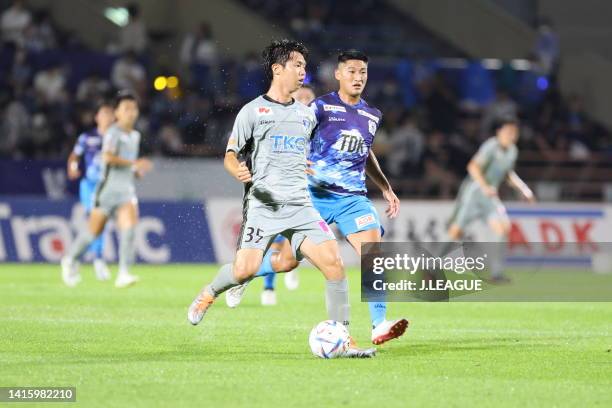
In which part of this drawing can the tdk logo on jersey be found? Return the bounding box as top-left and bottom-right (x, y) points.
(270, 135), (307, 154)
(334, 129), (366, 154)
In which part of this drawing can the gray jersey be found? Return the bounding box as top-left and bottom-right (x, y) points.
(227, 95), (317, 206)
(98, 124), (141, 195)
(464, 137), (517, 190)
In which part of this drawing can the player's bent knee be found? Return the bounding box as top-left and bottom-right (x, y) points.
(276, 255), (299, 273)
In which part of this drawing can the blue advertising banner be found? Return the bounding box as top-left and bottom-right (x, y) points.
(0, 198), (216, 263)
(0, 160), (78, 197)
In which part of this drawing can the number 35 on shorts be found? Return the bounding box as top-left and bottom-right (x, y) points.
(242, 227), (264, 243)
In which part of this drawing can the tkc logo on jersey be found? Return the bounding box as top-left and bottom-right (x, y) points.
(334, 129), (366, 154)
(270, 135), (307, 154)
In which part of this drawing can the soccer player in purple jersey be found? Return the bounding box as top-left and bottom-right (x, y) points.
(226, 50), (409, 345)
(66, 101), (114, 281)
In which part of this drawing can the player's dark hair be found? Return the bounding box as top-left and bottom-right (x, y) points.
(113, 91), (138, 109)
(261, 39), (309, 81)
(338, 49), (369, 64)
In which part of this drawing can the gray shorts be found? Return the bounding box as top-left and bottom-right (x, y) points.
(237, 201), (336, 258)
(449, 183), (508, 229)
(94, 186), (137, 217)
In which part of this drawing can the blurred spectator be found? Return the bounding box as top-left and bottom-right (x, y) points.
(111, 51), (147, 96)
(33, 64), (67, 105)
(0, 93), (30, 156)
(120, 3), (147, 54)
(23, 10), (56, 52)
(386, 111), (424, 177)
(480, 89), (518, 137)
(157, 122), (186, 156)
(421, 130), (458, 198)
(9, 47), (32, 94)
(534, 18), (560, 76)
(180, 22), (218, 67)
(1, 0), (31, 45)
(238, 52), (266, 100)
(76, 73), (112, 102)
(424, 73), (457, 133)
(181, 22), (219, 95)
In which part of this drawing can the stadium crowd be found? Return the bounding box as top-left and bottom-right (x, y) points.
(0, 0), (609, 197)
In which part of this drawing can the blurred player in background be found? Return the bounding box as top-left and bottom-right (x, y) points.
(447, 116), (535, 282)
(61, 92), (153, 288)
(66, 101), (114, 281)
(245, 84), (316, 307)
(187, 39), (375, 358)
(226, 50), (408, 346)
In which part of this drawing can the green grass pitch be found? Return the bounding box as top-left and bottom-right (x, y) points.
(1, 264), (611, 407)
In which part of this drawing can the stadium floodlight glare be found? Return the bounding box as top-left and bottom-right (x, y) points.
(166, 76), (179, 89)
(104, 7), (129, 27)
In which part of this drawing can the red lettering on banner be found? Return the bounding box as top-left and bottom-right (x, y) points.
(508, 222), (531, 251)
(540, 221), (564, 252)
(573, 221), (598, 252)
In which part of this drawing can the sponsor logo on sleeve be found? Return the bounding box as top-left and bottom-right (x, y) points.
(357, 109), (380, 123)
(368, 120), (377, 135)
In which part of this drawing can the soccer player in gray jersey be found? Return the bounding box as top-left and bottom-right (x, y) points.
(61, 92), (153, 288)
(187, 39), (375, 358)
(447, 117), (535, 282)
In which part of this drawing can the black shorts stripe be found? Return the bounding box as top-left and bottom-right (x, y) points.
(93, 166), (111, 207)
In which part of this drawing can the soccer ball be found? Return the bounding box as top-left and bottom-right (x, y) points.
(308, 320), (350, 359)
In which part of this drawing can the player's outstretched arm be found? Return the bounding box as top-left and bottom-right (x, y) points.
(224, 151), (252, 183)
(366, 150), (399, 218)
(467, 160), (497, 197)
(507, 171), (536, 203)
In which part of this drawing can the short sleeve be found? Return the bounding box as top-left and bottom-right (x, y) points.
(309, 100), (321, 123)
(103, 128), (120, 154)
(226, 106), (254, 153)
(472, 138), (496, 168)
(72, 133), (86, 156)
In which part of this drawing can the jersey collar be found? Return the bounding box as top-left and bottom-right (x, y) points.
(333, 91), (364, 109)
(263, 94), (295, 107)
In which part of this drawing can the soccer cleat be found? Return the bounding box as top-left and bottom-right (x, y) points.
(188, 286), (215, 325)
(284, 269), (299, 290)
(225, 282), (249, 308)
(260, 289), (277, 306)
(115, 273), (139, 288)
(344, 336), (376, 358)
(371, 318), (409, 345)
(93, 259), (111, 281)
(61, 256), (81, 287)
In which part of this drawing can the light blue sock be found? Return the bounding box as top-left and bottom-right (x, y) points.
(89, 235), (104, 259)
(368, 302), (387, 327)
(255, 250), (277, 277)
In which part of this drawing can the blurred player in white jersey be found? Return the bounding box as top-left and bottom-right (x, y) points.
(447, 117), (535, 282)
(61, 92), (153, 288)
